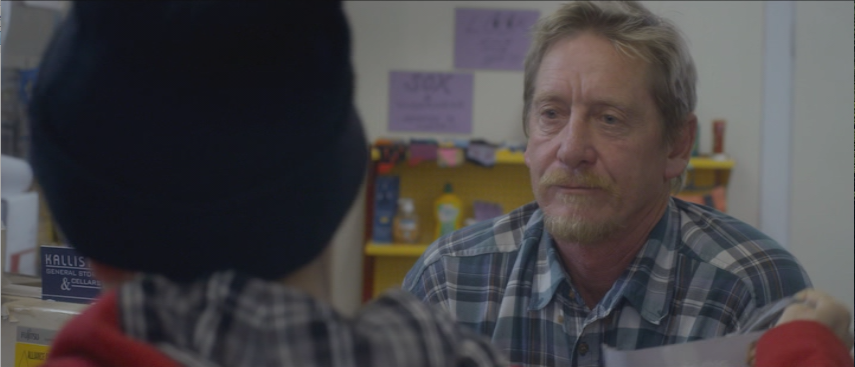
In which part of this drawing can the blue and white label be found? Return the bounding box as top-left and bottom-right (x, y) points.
(41, 246), (102, 304)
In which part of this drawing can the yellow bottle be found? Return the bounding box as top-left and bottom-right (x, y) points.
(434, 183), (463, 240)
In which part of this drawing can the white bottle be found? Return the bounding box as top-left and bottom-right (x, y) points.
(393, 198), (420, 244)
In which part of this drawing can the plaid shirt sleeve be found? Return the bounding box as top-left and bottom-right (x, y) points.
(403, 237), (452, 311)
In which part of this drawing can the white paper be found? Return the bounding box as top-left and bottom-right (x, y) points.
(603, 331), (764, 367)
(2, 192), (40, 276)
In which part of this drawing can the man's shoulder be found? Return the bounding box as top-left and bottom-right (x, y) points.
(418, 201), (539, 267)
(670, 198), (810, 299)
(673, 198), (785, 258)
(402, 202), (539, 307)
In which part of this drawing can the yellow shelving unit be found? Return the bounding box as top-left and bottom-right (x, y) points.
(687, 157), (735, 170)
(362, 147), (532, 300)
(682, 156), (735, 195)
(365, 242), (430, 257)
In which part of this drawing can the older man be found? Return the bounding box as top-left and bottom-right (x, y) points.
(403, 2), (811, 366)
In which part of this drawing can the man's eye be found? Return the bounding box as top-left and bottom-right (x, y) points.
(543, 110), (558, 119)
(542, 109), (566, 121)
(535, 107), (567, 134)
(603, 115), (618, 124)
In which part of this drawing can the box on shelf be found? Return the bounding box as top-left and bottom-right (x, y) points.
(371, 175), (399, 244)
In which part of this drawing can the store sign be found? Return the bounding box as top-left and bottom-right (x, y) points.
(41, 245), (102, 304)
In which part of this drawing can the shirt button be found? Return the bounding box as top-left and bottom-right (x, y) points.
(557, 314), (564, 323)
(568, 289), (576, 299)
(578, 342), (589, 356)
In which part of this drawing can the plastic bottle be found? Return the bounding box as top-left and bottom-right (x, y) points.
(393, 198), (420, 244)
(434, 183), (463, 240)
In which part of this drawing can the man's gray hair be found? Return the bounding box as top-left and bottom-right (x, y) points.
(522, 1), (697, 193)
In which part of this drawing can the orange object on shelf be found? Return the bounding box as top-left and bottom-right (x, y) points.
(712, 119), (726, 154)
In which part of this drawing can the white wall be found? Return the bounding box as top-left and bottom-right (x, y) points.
(333, 1), (854, 315)
(789, 2), (854, 314)
(0, 0), (67, 69)
(345, 0), (765, 224)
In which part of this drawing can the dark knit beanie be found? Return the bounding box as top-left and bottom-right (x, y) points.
(28, 1), (367, 281)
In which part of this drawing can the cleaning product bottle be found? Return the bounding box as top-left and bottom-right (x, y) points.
(393, 198), (420, 244)
(434, 183), (463, 240)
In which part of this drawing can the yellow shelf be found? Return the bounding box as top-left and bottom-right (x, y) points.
(494, 149), (525, 164)
(365, 242), (429, 257)
(688, 157), (734, 170)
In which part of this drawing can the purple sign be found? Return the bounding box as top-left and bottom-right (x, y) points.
(388, 71), (473, 134)
(455, 8), (540, 70)
(41, 246), (102, 304)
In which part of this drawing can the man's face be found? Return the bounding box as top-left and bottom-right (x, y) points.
(524, 32), (689, 245)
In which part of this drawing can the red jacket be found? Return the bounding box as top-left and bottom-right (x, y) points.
(756, 320), (852, 367)
(41, 290), (179, 367)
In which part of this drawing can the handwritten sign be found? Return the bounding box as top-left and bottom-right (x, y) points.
(388, 71), (473, 134)
(41, 246), (102, 304)
(454, 8), (540, 70)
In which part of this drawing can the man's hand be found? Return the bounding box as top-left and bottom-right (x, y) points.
(748, 289), (854, 367)
(776, 289), (853, 350)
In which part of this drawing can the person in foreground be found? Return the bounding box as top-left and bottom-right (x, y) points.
(749, 289), (854, 367)
(29, 2), (507, 366)
(403, 1), (811, 366)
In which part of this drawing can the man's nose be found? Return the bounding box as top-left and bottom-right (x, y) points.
(555, 116), (596, 169)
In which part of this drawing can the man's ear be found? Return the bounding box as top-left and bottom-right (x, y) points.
(665, 114), (697, 180)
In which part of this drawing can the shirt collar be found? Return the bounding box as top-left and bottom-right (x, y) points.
(610, 200), (680, 325)
(526, 199), (681, 325)
(529, 221), (566, 311)
(526, 208), (570, 311)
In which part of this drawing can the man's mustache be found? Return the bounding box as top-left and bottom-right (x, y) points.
(538, 170), (618, 197)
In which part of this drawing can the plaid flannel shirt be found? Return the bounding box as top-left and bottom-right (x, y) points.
(118, 271), (508, 367)
(403, 198), (811, 367)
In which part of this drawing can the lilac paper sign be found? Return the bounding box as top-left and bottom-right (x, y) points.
(455, 8), (540, 70)
(389, 71), (473, 134)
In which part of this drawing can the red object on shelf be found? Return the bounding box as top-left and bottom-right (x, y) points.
(712, 119), (726, 154)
